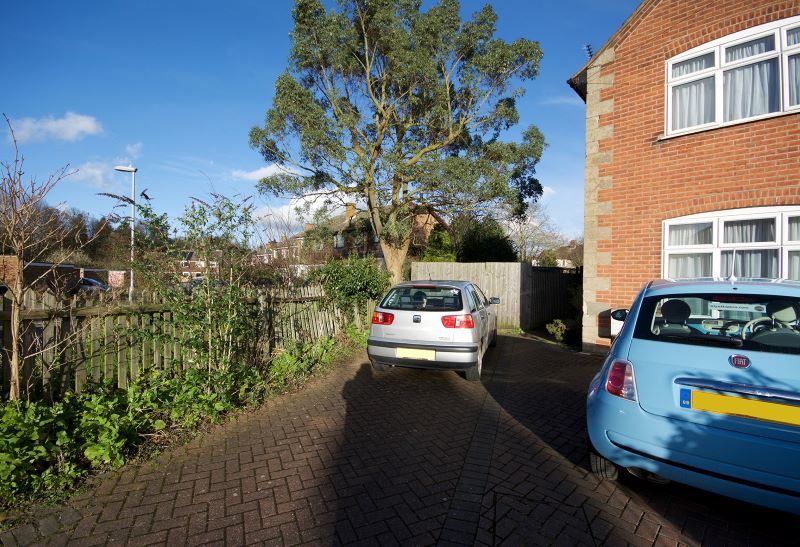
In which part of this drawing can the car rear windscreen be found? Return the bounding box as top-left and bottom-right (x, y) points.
(633, 293), (800, 355)
(380, 286), (463, 311)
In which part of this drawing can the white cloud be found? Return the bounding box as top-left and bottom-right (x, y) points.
(542, 185), (556, 198)
(71, 161), (116, 190)
(13, 112), (103, 143)
(540, 95), (584, 107)
(231, 164), (296, 181)
(125, 142), (143, 159)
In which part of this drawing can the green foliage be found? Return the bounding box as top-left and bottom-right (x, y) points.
(545, 319), (567, 343)
(314, 256), (391, 325)
(250, 0), (546, 278)
(268, 337), (336, 388)
(421, 225), (456, 262)
(537, 249), (559, 267)
(345, 324), (369, 348)
(452, 215), (517, 262)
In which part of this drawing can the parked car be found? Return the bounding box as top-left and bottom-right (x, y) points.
(587, 278), (800, 514)
(77, 277), (110, 293)
(367, 280), (499, 380)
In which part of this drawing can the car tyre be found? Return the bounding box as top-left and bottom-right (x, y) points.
(489, 327), (497, 347)
(465, 352), (482, 381)
(590, 447), (619, 481)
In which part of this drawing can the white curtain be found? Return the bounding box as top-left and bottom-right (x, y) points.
(723, 218), (775, 243)
(790, 251), (800, 281)
(790, 217), (800, 241)
(790, 54), (800, 107)
(725, 36), (774, 62)
(669, 253), (712, 278)
(669, 223), (713, 245)
(673, 53), (714, 78)
(724, 58), (779, 121)
(673, 76), (715, 130)
(721, 249), (778, 278)
(787, 27), (800, 47)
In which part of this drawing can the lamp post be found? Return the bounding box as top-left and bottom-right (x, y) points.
(114, 164), (137, 301)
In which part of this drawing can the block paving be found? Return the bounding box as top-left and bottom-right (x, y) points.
(2, 334), (798, 546)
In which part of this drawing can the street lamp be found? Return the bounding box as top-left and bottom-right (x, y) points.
(114, 164), (138, 301)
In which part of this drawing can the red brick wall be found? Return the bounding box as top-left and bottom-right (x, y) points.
(595, 0), (800, 313)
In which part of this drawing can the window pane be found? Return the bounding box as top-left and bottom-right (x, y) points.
(724, 218), (775, 243)
(669, 222), (713, 245)
(668, 253), (712, 278)
(725, 35), (775, 62)
(672, 53), (714, 78)
(721, 249), (778, 278)
(723, 58), (779, 121)
(790, 54), (800, 107)
(788, 27), (800, 47)
(672, 76), (715, 130)
(790, 217), (800, 241)
(789, 251), (800, 281)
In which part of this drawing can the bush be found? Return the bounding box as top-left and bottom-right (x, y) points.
(545, 319), (567, 343)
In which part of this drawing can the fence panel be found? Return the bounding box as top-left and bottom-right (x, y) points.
(529, 267), (582, 329)
(0, 284), (350, 399)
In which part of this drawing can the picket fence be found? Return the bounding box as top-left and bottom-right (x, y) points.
(0, 285), (348, 399)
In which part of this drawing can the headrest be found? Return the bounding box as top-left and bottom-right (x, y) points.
(766, 300), (798, 323)
(661, 299), (691, 323)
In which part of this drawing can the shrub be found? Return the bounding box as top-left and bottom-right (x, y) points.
(546, 319), (567, 343)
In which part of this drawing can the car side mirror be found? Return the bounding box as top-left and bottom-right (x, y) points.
(611, 309), (628, 322)
(490, 297), (501, 305)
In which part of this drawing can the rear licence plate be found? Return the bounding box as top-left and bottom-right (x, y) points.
(396, 348), (436, 360)
(680, 388), (800, 427)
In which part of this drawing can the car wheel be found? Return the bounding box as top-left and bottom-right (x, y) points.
(489, 327), (497, 347)
(589, 447), (619, 481)
(465, 352), (482, 381)
(371, 362), (387, 373)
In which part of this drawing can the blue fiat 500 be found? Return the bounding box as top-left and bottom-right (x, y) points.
(587, 279), (800, 514)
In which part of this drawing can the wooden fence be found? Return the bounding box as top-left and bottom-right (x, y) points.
(410, 262), (581, 330)
(0, 285), (347, 399)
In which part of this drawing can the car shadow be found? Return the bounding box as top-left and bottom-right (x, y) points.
(330, 360), (487, 544)
(484, 334), (800, 544)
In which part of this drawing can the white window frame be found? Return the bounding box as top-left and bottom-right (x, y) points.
(665, 15), (800, 136)
(662, 206), (800, 279)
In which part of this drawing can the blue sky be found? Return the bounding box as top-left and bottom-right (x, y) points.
(1, 0), (640, 240)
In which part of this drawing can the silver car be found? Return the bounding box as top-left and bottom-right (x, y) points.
(367, 280), (500, 380)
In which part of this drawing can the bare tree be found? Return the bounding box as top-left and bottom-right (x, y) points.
(0, 115), (106, 400)
(501, 201), (568, 262)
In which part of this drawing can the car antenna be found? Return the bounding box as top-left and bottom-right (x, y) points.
(727, 249), (737, 286)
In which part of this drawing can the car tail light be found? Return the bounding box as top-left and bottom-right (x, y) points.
(441, 314), (474, 328)
(372, 311), (394, 325)
(606, 359), (637, 401)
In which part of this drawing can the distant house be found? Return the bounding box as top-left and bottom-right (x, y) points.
(259, 203), (439, 266)
(177, 251), (219, 280)
(568, 0), (800, 352)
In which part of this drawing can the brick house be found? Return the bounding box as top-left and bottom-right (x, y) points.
(569, 0), (800, 352)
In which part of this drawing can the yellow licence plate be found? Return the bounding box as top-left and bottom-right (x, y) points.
(686, 390), (800, 427)
(396, 348), (436, 360)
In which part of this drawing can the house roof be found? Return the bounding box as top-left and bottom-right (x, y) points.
(567, 0), (660, 101)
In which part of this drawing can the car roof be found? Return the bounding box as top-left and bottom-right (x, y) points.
(644, 278), (800, 297)
(391, 280), (473, 290)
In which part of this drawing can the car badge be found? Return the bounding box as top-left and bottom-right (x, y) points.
(728, 354), (751, 369)
(413, 315), (421, 323)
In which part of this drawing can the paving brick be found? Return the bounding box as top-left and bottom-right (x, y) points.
(6, 338), (800, 546)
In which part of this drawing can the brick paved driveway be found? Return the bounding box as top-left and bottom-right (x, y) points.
(3, 334), (798, 546)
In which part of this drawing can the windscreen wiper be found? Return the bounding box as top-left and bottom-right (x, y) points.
(658, 332), (743, 347)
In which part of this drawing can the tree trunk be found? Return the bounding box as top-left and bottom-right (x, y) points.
(9, 274), (23, 401)
(380, 239), (411, 284)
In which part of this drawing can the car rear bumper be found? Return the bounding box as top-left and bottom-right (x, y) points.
(367, 337), (478, 371)
(587, 385), (800, 514)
